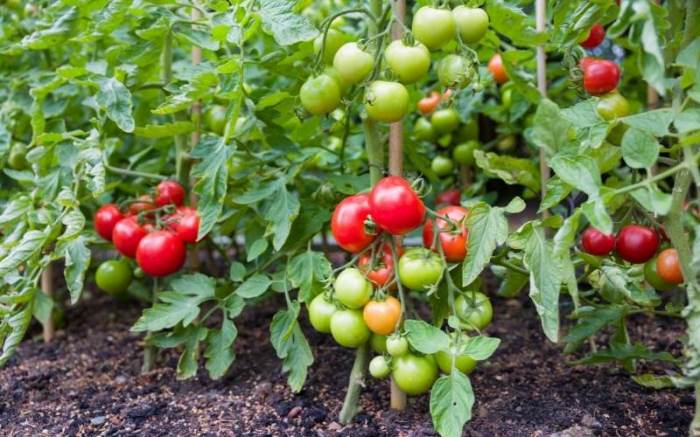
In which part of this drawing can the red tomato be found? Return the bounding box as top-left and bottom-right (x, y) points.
(94, 204), (124, 241)
(422, 205), (469, 262)
(136, 230), (187, 277)
(615, 224), (659, 264)
(128, 195), (155, 216)
(580, 227), (615, 256)
(155, 180), (186, 207)
(331, 194), (377, 253)
(369, 176), (426, 235)
(582, 59), (620, 95)
(579, 56), (597, 71)
(358, 243), (403, 287)
(656, 248), (684, 284)
(112, 216), (148, 258)
(417, 91), (441, 115)
(435, 188), (461, 206)
(488, 54), (507, 84)
(171, 206), (200, 244)
(580, 24), (605, 49)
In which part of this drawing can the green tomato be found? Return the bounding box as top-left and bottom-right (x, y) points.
(455, 118), (479, 142)
(314, 28), (353, 65)
(412, 7), (456, 50)
(369, 355), (391, 379)
(323, 67), (349, 94)
(370, 334), (388, 354)
(8, 143), (29, 170)
(437, 133), (453, 148)
(204, 105), (227, 135)
(437, 54), (473, 88)
(384, 40), (431, 84)
(398, 248), (445, 291)
(365, 81), (409, 123)
(333, 42), (374, 85)
(496, 134), (516, 152)
(607, 123), (627, 146)
(95, 260), (133, 296)
(413, 117), (435, 142)
(308, 294), (337, 333)
(644, 257), (675, 291)
(392, 354), (438, 395)
(300, 74), (341, 115)
(333, 268), (372, 309)
(501, 88), (513, 108)
(596, 92), (630, 121)
(452, 6), (489, 44)
(455, 292), (493, 330)
(435, 350), (477, 374)
(431, 109), (460, 134)
(386, 335), (409, 357)
(431, 156), (454, 177)
(453, 141), (479, 166)
(330, 309), (371, 348)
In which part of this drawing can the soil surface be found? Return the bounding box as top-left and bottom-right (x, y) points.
(0, 289), (692, 436)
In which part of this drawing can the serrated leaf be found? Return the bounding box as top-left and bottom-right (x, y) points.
(405, 319), (450, 354)
(287, 251), (332, 302)
(270, 304), (313, 392)
(258, 0), (319, 46)
(32, 288), (53, 325)
(205, 318), (237, 379)
(522, 225), (560, 342)
(474, 150), (540, 192)
(236, 274), (271, 298)
(246, 239), (268, 261)
(549, 153), (601, 197)
(0, 197), (32, 225)
(176, 326), (208, 380)
(95, 78), (135, 133)
(430, 372), (475, 437)
(461, 336), (501, 361)
(540, 177), (572, 212)
(565, 305), (626, 345)
(462, 203), (508, 286)
(229, 262), (246, 282)
(0, 305), (33, 366)
(0, 230), (46, 277)
(134, 121), (194, 138)
(621, 128), (660, 169)
(63, 237), (91, 304)
(486, 0), (548, 46)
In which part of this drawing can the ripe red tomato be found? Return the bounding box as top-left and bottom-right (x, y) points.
(155, 180), (186, 207)
(417, 91), (441, 115)
(112, 216), (148, 258)
(171, 206), (200, 244)
(488, 54), (507, 84)
(580, 227), (615, 256)
(136, 230), (187, 277)
(358, 243), (402, 287)
(580, 23), (605, 49)
(422, 206), (469, 262)
(331, 194), (376, 253)
(615, 224), (659, 264)
(128, 195), (155, 216)
(656, 248), (683, 284)
(582, 59), (620, 95)
(579, 56), (597, 71)
(436, 188), (461, 206)
(369, 176), (426, 235)
(94, 204), (124, 241)
(363, 296), (401, 335)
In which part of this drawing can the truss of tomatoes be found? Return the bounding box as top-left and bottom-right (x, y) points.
(93, 180), (201, 279)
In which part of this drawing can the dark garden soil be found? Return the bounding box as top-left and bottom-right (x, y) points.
(0, 288), (692, 436)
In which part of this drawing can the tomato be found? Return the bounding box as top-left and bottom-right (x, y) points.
(580, 23), (605, 49)
(169, 206), (200, 244)
(579, 56), (597, 71)
(452, 6), (489, 44)
(363, 296), (401, 335)
(423, 206), (469, 262)
(136, 230), (187, 277)
(431, 108), (460, 134)
(615, 224), (659, 264)
(386, 335), (409, 357)
(435, 334), (477, 374)
(369, 355), (391, 379)
(596, 92), (630, 121)
(308, 293), (337, 333)
(657, 248), (684, 284)
(488, 54), (508, 84)
(455, 292), (493, 330)
(8, 143), (28, 170)
(128, 195), (155, 216)
(365, 81), (409, 123)
(331, 193), (376, 253)
(330, 309), (371, 347)
(94, 204), (124, 241)
(300, 74), (341, 115)
(412, 7), (456, 50)
(333, 42), (374, 85)
(385, 40), (431, 84)
(582, 59), (620, 95)
(155, 180), (185, 207)
(112, 216), (148, 258)
(413, 117), (435, 141)
(369, 176), (426, 235)
(496, 134), (516, 152)
(437, 133), (453, 148)
(371, 334), (388, 354)
(204, 105), (227, 135)
(436, 188), (461, 207)
(358, 243), (400, 288)
(334, 268), (372, 309)
(95, 260), (133, 296)
(580, 227), (615, 256)
(314, 28), (352, 65)
(455, 118), (479, 142)
(437, 54), (473, 88)
(392, 354), (438, 395)
(431, 156), (454, 177)
(453, 141), (479, 166)
(417, 91), (441, 115)
(644, 257), (675, 291)
(323, 67), (349, 94)
(398, 248), (444, 290)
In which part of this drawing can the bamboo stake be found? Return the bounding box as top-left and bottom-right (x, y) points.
(41, 264), (54, 343)
(535, 0), (549, 211)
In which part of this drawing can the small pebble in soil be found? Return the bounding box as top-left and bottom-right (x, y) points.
(90, 416), (106, 426)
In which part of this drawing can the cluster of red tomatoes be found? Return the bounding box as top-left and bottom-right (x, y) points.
(93, 180), (201, 294)
(581, 224), (684, 289)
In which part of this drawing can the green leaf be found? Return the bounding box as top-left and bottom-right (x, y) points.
(270, 304), (313, 392)
(632, 374), (693, 389)
(573, 342), (678, 366)
(21, 7), (78, 50)
(549, 153), (601, 197)
(258, 0), (319, 46)
(0, 230), (47, 277)
(497, 269), (529, 298)
(581, 199), (613, 234)
(473, 150), (540, 192)
(539, 177), (572, 212)
(236, 274), (272, 298)
(0, 196), (32, 224)
(174, 27), (220, 51)
(430, 372), (475, 437)
(674, 108), (700, 134)
(461, 336), (500, 361)
(229, 262), (246, 282)
(621, 128), (660, 169)
(192, 139), (232, 239)
(32, 288), (54, 325)
(134, 121), (194, 138)
(287, 251), (332, 302)
(205, 318), (238, 379)
(405, 319), (450, 354)
(0, 305), (33, 366)
(621, 109), (674, 136)
(462, 203), (508, 286)
(263, 182), (300, 250)
(522, 224), (560, 342)
(486, 0), (548, 46)
(564, 305), (626, 346)
(95, 78), (135, 133)
(246, 238), (268, 261)
(176, 326), (208, 380)
(60, 209), (86, 241)
(531, 99), (572, 156)
(63, 237), (91, 304)
(630, 185), (672, 215)
(553, 211), (581, 308)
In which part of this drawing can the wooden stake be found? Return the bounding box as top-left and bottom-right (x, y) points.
(41, 264), (54, 343)
(535, 0), (549, 213)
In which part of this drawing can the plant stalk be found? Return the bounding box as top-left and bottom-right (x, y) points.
(535, 0), (549, 217)
(141, 278), (159, 374)
(41, 264), (54, 343)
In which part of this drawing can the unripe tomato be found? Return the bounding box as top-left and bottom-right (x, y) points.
(412, 7), (456, 50)
(334, 268), (372, 309)
(369, 355), (391, 379)
(452, 6), (489, 44)
(308, 293), (337, 333)
(314, 28), (352, 65)
(8, 143), (29, 170)
(436, 188), (461, 206)
(496, 134), (516, 152)
(455, 292), (493, 330)
(431, 156), (455, 177)
(369, 176), (426, 235)
(169, 206), (200, 244)
(644, 257), (675, 291)
(455, 118), (479, 142)
(437, 133), (453, 148)
(365, 81), (409, 123)
(580, 227), (616, 256)
(333, 42), (374, 85)
(204, 105), (227, 135)
(155, 180), (185, 207)
(413, 117), (436, 141)
(136, 230), (187, 277)
(385, 40), (431, 84)
(363, 296), (401, 335)
(488, 54), (508, 84)
(112, 217), (148, 258)
(580, 23), (605, 49)
(300, 74), (341, 115)
(423, 206), (469, 262)
(331, 193), (376, 253)
(417, 92), (441, 115)
(435, 348), (476, 374)
(128, 195), (155, 216)
(615, 224), (659, 264)
(453, 141), (479, 166)
(437, 54), (473, 88)
(398, 248), (445, 290)
(392, 354), (438, 395)
(582, 59), (620, 95)
(323, 67), (349, 94)
(431, 108), (460, 134)
(371, 334), (388, 354)
(596, 92), (630, 121)
(656, 248), (683, 284)
(386, 335), (409, 357)
(94, 204), (124, 241)
(95, 260), (133, 296)
(330, 309), (371, 347)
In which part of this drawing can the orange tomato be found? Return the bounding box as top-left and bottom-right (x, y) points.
(657, 248), (684, 284)
(487, 54), (508, 84)
(363, 296), (402, 335)
(417, 91), (441, 114)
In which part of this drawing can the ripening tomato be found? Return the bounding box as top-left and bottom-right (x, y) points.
(398, 248), (445, 290)
(155, 180), (185, 207)
(300, 74), (341, 115)
(413, 117), (436, 141)
(95, 260), (133, 296)
(423, 206), (469, 262)
(369, 176), (426, 235)
(330, 309), (371, 348)
(363, 296), (401, 335)
(369, 355), (391, 379)
(392, 354), (438, 395)
(452, 6), (489, 44)
(615, 224), (659, 264)
(437, 54), (473, 88)
(333, 42), (374, 85)
(128, 195), (155, 216)
(412, 7), (456, 50)
(94, 204), (124, 241)
(582, 59), (620, 95)
(385, 40), (431, 84)
(417, 92), (441, 115)
(170, 206), (200, 244)
(580, 227), (615, 256)
(436, 188), (461, 206)
(488, 54), (508, 84)
(334, 268), (372, 309)
(331, 193), (376, 253)
(656, 248), (684, 284)
(580, 23), (605, 49)
(644, 257), (675, 291)
(112, 216), (148, 258)
(308, 293), (337, 333)
(365, 81), (409, 123)
(431, 156), (454, 177)
(455, 291), (493, 330)
(596, 92), (630, 121)
(136, 230), (187, 277)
